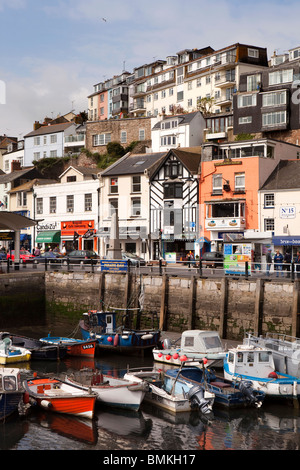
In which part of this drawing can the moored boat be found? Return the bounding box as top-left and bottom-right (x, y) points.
(223, 343), (300, 401)
(23, 375), (97, 419)
(0, 367), (29, 421)
(0, 332), (68, 361)
(153, 330), (226, 367)
(0, 336), (31, 365)
(123, 367), (215, 415)
(65, 369), (147, 411)
(79, 310), (160, 354)
(40, 335), (97, 358)
(163, 365), (265, 409)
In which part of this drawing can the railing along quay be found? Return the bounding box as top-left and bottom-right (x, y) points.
(0, 258), (299, 281)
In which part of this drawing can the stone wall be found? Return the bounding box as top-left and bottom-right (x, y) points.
(1, 270), (299, 340)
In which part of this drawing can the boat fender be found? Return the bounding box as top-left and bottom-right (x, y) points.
(158, 352), (163, 357)
(173, 353), (179, 359)
(186, 385), (213, 415)
(239, 380), (258, 404)
(40, 400), (52, 409)
(268, 372), (278, 379)
(180, 355), (187, 362)
(23, 391), (30, 404)
(114, 334), (119, 347)
(107, 336), (113, 343)
(165, 354), (171, 360)
(141, 334), (153, 340)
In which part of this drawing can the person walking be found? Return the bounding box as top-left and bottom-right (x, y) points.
(274, 250), (284, 277)
(266, 249), (272, 276)
(294, 251), (300, 279)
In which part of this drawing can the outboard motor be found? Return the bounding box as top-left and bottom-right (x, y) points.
(186, 385), (213, 415)
(162, 338), (172, 350)
(239, 380), (260, 407)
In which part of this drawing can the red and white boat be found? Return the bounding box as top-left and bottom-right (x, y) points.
(40, 335), (97, 358)
(23, 375), (97, 419)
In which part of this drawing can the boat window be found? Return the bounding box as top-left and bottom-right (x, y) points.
(184, 337), (194, 347)
(202, 335), (222, 350)
(259, 351), (271, 362)
(247, 352), (254, 363)
(3, 375), (17, 391)
(237, 352), (243, 362)
(228, 352), (234, 363)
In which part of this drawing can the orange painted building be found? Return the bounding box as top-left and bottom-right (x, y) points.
(199, 139), (300, 252)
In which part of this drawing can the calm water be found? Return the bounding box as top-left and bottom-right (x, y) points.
(1, 321), (300, 452)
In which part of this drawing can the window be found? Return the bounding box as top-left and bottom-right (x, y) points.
(93, 133), (111, 146)
(120, 131), (127, 143)
(269, 69), (293, 85)
(262, 111), (287, 127)
(264, 218), (274, 231)
(139, 129), (145, 140)
(131, 198), (141, 216)
(164, 161), (182, 178)
(248, 48), (259, 58)
(237, 93), (257, 108)
(67, 195), (74, 213)
(197, 78), (201, 87)
(132, 175), (141, 193)
(49, 196), (56, 214)
(50, 135), (57, 144)
(235, 173), (245, 191)
(110, 178), (118, 194)
(264, 193), (274, 207)
(67, 175), (76, 182)
(161, 135), (176, 146)
(50, 150), (57, 158)
(34, 152), (40, 160)
(262, 91), (287, 107)
(247, 74), (261, 91)
(212, 174), (223, 193)
(36, 198), (43, 214)
(109, 198), (118, 216)
(44, 136), (47, 145)
(85, 193), (92, 211)
(177, 91), (184, 101)
(17, 192), (27, 207)
(238, 116), (252, 124)
(34, 137), (40, 145)
(177, 67), (184, 84)
(164, 182), (183, 199)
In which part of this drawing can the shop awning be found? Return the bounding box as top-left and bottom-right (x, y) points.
(36, 231), (61, 243)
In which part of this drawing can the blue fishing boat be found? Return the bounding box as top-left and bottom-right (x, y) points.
(79, 310), (160, 354)
(0, 368), (28, 421)
(163, 365), (265, 409)
(40, 335), (97, 358)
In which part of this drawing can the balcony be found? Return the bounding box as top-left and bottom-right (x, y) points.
(64, 134), (85, 148)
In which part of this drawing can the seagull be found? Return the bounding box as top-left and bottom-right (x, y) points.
(102, 17), (107, 22)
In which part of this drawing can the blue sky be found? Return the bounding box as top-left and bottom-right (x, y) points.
(0, 0), (300, 138)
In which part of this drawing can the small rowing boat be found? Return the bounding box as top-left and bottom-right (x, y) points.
(40, 335), (97, 358)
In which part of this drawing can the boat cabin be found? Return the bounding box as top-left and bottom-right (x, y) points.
(226, 345), (276, 377)
(0, 368), (22, 392)
(82, 311), (116, 333)
(180, 330), (223, 354)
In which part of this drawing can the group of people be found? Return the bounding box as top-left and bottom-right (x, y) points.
(266, 249), (300, 278)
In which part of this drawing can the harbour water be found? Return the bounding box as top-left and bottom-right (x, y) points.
(1, 320), (300, 452)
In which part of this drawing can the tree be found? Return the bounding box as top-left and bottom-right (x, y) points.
(197, 96), (215, 116)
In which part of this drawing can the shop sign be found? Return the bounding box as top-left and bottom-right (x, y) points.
(280, 207), (296, 219)
(61, 220), (94, 236)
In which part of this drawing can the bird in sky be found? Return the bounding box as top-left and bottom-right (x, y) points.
(102, 18), (107, 22)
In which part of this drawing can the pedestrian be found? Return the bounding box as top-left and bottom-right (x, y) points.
(61, 244), (66, 255)
(274, 249), (284, 277)
(34, 246), (40, 256)
(284, 250), (291, 278)
(294, 251), (300, 279)
(266, 249), (272, 276)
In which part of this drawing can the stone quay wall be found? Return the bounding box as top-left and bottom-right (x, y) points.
(1, 271), (299, 340)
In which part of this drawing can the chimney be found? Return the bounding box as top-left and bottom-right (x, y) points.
(34, 121), (42, 131)
(11, 160), (21, 172)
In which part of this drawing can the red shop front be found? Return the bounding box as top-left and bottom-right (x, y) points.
(61, 220), (97, 253)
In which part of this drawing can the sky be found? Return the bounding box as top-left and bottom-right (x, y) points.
(0, 0), (300, 138)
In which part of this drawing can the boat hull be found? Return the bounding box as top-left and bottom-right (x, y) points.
(40, 337), (97, 358)
(153, 348), (225, 367)
(23, 377), (96, 419)
(0, 391), (24, 421)
(66, 373), (146, 411)
(0, 351), (31, 365)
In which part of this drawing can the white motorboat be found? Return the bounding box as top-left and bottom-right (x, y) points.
(153, 330), (226, 367)
(124, 367), (215, 415)
(223, 342), (300, 401)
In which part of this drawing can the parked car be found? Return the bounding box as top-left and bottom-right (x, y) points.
(62, 250), (100, 265)
(7, 250), (35, 264)
(33, 251), (64, 264)
(122, 252), (146, 266)
(201, 251), (223, 268)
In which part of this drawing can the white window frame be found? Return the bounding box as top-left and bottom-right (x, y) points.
(264, 193), (275, 208)
(212, 174), (223, 193)
(235, 172), (245, 191)
(237, 93), (257, 108)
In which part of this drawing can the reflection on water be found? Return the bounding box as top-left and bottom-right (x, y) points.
(2, 321), (300, 450)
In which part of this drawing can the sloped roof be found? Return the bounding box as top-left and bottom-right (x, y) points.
(59, 165), (98, 179)
(100, 152), (166, 176)
(260, 160), (300, 190)
(8, 178), (57, 193)
(0, 167), (36, 184)
(150, 148), (201, 179)
(24, 122), (75, 138)
(152, 111), (200, 130)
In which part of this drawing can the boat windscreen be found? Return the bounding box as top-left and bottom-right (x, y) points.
(202, 335), (223, 350)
